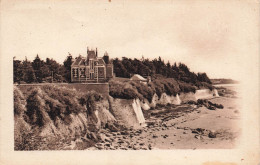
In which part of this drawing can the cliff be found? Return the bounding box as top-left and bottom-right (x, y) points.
(14, 84), (219, 150)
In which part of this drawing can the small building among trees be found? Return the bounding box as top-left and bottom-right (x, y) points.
(71, 48), (113, 83)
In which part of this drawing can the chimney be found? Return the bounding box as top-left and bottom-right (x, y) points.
(96, 48), (98, 57)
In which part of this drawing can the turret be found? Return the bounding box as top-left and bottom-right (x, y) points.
(103, 52), (109, 64)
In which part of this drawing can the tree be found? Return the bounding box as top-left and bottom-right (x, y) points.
(22, 59), (36, 83)
(13, 58), (24, 83)
(45, 58), (63, 82)
(63, 54), (73, 82)
(32, 55), (45, 82)
(197, 73), (212, 84)
(113, 58), (129, 77)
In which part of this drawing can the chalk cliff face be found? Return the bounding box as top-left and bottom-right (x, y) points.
(108, 96), (146, 129)
(213, 89), (219, 97)
(140, 99), (150, 111)
(159, 93), (181, 105)
(139, 89), (219, 111)
(180, 89), (218, 102)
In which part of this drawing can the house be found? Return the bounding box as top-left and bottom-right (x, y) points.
(71, 48), (113, 83)
(130, 74), (147, 84)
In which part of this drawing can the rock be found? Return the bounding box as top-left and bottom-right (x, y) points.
(105, 143), (111, 147)
(87, 132), (98, 141)
(163, 134), (168, 138)
(148, 144), (152, 150)
(139, 143), (145, 146)
(118, 140), (124, 144)
(152, 134), (158, 138)
(208, 131), (217, 138)
(215, 104), (224, 109)
(162, 123), (167, 127)
(112, 133), (117, 136)
(121, 131), (129, 135)
(208, 106), (216, 110)
(194, 135), (201, 139)
(108, 124), (119, 132)
(105, 133), (111, 137)
(99, 133), (106, 141)
(187, 100), (197, 105)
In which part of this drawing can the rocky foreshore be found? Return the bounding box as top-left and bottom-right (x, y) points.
(84, 92), (240, 150)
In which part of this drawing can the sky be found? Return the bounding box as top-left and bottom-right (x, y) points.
(1, 0), (259, 81)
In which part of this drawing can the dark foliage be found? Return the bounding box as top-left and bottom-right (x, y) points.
(112, 57), (212, 88)
(14, 55), (65, 83)
(13, 55), (213, 91)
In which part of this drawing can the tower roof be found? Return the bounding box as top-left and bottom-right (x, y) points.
(87, 50), (96, 60)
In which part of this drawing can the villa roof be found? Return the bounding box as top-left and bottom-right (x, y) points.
(72, 56), (83, 66)
(87, 50), (96, 60)
(130, 74), (147, 81)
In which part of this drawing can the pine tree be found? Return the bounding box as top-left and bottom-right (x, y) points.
(22, 58), (36, 83)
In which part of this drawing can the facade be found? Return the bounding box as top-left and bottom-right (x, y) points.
(71, 48), (113, 83)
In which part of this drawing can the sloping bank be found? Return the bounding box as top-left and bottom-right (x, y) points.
(14, 85), (116, 150)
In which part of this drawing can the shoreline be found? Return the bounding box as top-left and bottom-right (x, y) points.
(85, 90), (241, 150)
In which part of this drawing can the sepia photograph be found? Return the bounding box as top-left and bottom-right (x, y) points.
(0, 0), (259, 164)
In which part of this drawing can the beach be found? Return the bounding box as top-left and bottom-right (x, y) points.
(87, 84), (242, 150)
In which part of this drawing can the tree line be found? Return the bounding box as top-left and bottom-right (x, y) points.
(13, 55), (73, 83)
(113, 56), (211, 85)
(13, 55), (211, 85)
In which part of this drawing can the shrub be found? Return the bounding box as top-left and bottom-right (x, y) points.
(152, 79), (165, 97)
(26, 88), (52, 126)
(25, 85), (86, 126)
(163, 78), (180, 96)
(178, 81), (197, 93)
(41, 85), (84, 115)
(109, 80), (142, 100)
(14, 86), (27, 116)
(151, 78), (180, 97)
(129, 81), (155, 102)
